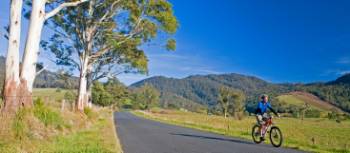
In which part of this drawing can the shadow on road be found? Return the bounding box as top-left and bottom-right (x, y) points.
(170, 133), (254, 145)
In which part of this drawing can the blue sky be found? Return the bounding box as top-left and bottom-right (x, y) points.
(1, 0), (350, 85)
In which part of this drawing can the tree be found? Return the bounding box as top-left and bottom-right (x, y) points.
(300, 102), (310, 120)
(91, 78), (129, 107)
(44, 0), (178, 111)
(218, 86), (246, 119)
(218, 86), (231, 118)
(3, 0), (87, 113)
(132, 83), (160, 110)
(230, 90), (245, 120)
(142, 84), (160, 110)
(91, 81), (113, 106)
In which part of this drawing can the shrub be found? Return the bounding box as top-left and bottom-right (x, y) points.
(64, 91), (76, 103)
(305, 109), (321, 118)
(34, 98), (63, 128)
(84, 107), (95, 120)
(56, 88), (62, 93)
(328, 111), (349, 123)
(12, 108), (28, 139)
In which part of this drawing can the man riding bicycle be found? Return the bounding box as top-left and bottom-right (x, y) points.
(255, 94), (279, 141)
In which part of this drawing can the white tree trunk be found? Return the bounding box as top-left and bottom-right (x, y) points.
(76, 57), (89, 111)
(86, 64), (93, 108)
(77, 75), (87, 111)
(3, 0), (23, 112)
(76, 24), (94, 111)
(6, 0), (22, 83)
(20, 0), (46, 92)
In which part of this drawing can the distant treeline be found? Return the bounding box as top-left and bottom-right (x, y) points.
(131, 73), (350, 113)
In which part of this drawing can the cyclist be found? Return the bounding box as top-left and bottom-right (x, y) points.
(255, 94), (279, 141)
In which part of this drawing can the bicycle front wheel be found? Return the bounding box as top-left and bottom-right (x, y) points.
(269, 126), (283, 147)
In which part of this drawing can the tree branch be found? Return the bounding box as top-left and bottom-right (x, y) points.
(98, 0), (121, 24)
(90, 45), (111, 59)
(36, 66), (47, 76)
(45, 0), (89, 20)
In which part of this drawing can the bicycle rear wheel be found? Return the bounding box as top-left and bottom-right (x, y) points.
(269, 126), (283, 147)
(251, 124), (262, 144)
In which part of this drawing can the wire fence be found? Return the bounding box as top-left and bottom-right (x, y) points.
(0, 95), (76, 112)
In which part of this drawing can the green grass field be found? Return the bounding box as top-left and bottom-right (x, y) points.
(33, 88), (74, 102)
(133, 108), (350, 153)
(0, 88), (122, 153)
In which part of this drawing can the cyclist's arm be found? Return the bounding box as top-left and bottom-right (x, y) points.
(267, 105), (278, 116)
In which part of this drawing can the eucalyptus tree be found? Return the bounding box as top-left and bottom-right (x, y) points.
(3, 0), (87, 113)
(218, 86), (246, 118)
(218, 86), (231, 118)
(44, 0), (178, 111)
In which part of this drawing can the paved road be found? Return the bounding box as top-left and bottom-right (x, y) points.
(114, 112), (304, 153)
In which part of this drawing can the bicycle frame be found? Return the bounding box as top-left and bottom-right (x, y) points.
(260, 117), (273, 136)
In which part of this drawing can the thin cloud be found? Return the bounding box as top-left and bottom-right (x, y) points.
(148, 53), (189, 60)
(178, 66), (221, 74)
(336, 57), (350, 64)
(338, 70), (350, 75)
(196, 69), (221, 74)
(322, 69), (350, 76)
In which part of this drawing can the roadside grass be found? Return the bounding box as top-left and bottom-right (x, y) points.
(38, 108), (122, 153)
(0, 88), (122, 153)
(133, 109), (350, 153)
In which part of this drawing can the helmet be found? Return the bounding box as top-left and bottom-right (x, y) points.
(260, 94), (268, 99)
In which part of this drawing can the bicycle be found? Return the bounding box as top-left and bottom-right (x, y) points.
(251, 114), (283, 147)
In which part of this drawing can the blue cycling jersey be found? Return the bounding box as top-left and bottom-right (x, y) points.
(257, 101), (271, 114)
(256, 101), (273, 115)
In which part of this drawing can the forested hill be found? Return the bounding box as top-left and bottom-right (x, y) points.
(0, 56), (78, 90)
(131, 73), (350, 113)
(328, 73), (350, 85)
(131, 73), (293, 106)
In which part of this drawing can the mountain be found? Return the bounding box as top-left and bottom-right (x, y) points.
(329, 73), (350, 85)
(0, 56), (78, 91)
(131, 73), (294, 109)
(131, 73), (350, 113)
(34, 70), (78, 89)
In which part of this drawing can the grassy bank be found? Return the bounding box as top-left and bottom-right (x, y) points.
(133, 109), (350, 153)
(0, 88), (122, 153)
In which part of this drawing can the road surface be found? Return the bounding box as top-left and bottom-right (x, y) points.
(114, 112), (304, 153)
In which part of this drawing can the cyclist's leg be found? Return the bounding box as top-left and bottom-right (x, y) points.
(261, 113), (268, 138)
(256, 115), (263, 136)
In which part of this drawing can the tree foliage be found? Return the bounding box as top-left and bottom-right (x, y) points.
(131, 83), (160, 110)
(91, 78), (129, 107)
(44, 0), (179, 78)
(218, 86), (245, 118)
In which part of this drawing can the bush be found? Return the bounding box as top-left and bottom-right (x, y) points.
(328, 111), (338, 120)
(34, 98), (63, 128)
(12, 108), (28, 139)
(328, 111), (349, 123)
(64, 91), (76, 103)
(84, 107), (95, 120)
(56, 88), (62, 93)
(305, 109), (321, 118)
